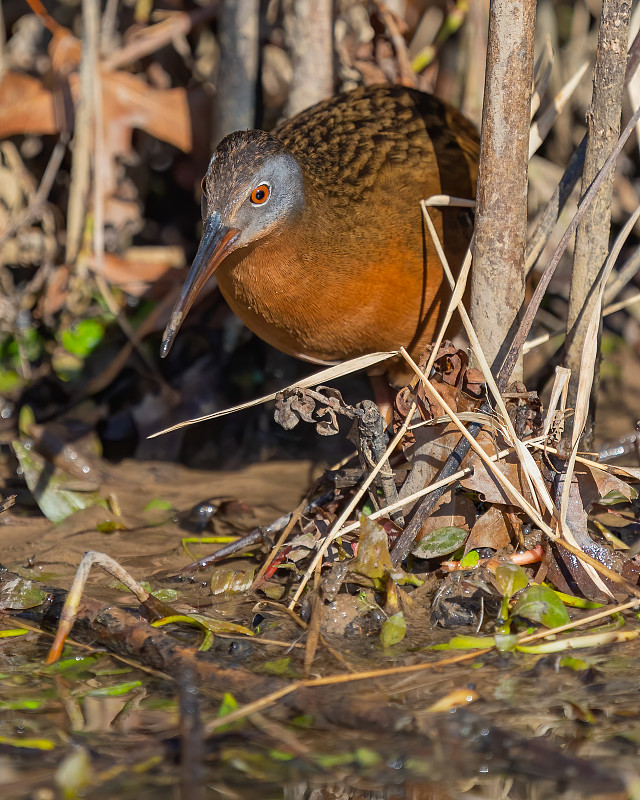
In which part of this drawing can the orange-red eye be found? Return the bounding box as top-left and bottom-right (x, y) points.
(250, 184), (270, 205)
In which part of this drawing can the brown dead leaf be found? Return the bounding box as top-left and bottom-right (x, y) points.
(37, 265), (70, 319)
(577, 463), (636, 509)
(98, 70), (192, 157)
(546, 471), (640, 601)
(416, 488), (476, 542)
(464, 505), (516, 554)
(460, 431), (536, 509)
(0, 72), (57, 138)
(399, 422), (461, 511)
(96, 247), (185, 296)
(0, 15), (197, 240)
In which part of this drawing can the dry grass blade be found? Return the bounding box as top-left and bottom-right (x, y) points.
(0, 135), (68, 248)
(516, 597), (640, 645)
(422, 200), (547, 517)
(65, 0), (94, 266)
(530, 440), (640, 479)
(205, 648), (496, 733)
(337, 435), (548, 538)
(147, 351), (397, 437)
(205, 597), (639, 733)
(288, 399), (416, 609)
(558, 203), (640, 594)
(529, 61), (589, 158)
(569, 203), (640, 452)
(542, 366), (571, 439)
(530, 35), (554, 119)
(103, 8), (218, 71)
(203, 596), (640, 733)
(251, 499), (305, 590)
(400, 348), (550, 524)
(602, 289), (640, 316)
(399, 349), (640, 599)
(603, 245), (640, 305)
(411, 411), (500, 430)
(517, 630), (638, 653)
(524, 290), (640, 353)
(500, 102), (640, 387)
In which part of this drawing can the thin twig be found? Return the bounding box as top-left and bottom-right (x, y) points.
(0, 136), (68, 249)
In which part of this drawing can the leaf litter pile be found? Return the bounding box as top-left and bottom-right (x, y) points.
(2, 333), (640, 798)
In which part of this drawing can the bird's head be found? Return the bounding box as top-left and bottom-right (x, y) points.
(160, 130), (305, 357)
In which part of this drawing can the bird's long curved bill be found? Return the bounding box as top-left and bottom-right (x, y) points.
(160, 213), (239, 358)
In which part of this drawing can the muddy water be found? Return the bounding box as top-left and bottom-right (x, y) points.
(1, 458), (639, 799)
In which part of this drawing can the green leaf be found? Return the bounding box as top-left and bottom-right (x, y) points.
(493, 633), (519, 652)
(12, 440), (107, 523)
(599, 489), (636, 505)
(0, 699), (45, 710)
(0, 369), (23, 393)
(60, 318), (105, 358)
(354, 515), (394, 580)
(546, 586), (602, 609)
(144, 498), (172, 511)
(355, 747), (382, 767)
(559, 656), (591, 671)
(210, 568), (255, 596)
(293, 714), (314, 727)
(411, 526), (468, 559)
(0, 735), (56, 750)
(494, 562), (529, 599)
(96, 519), (127, 533)
(0, 628), (29, 638)
(380, 612), (406, 647)
(516, 629), (637, 654)
(262, 657), (298, 677)
(459, 549), (481, 568)
(149, 587), (179, 603)
(269, 749), (295, 762)
(511, 583), (570, 628)
(218, 693), (238, 717)
(187, 613), (253, 637)
(42, 655), (102, 675)
(0, 576), (47, 609)
(432, 635), (495, 650)
(52, 350), (84, 381)
(18, 405), (36, 437)
(88, 680), (142, 697)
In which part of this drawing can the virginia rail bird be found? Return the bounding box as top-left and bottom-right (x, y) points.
(160, 84), (479, 378)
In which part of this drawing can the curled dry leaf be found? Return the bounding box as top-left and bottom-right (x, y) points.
(274, 386), (346, 435)
(464, 504), (516, 554)
(577, 463), (637, 508)
(395, 342), (481, 424)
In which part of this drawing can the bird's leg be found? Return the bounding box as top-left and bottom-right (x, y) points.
(350, 400), (404, 527)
